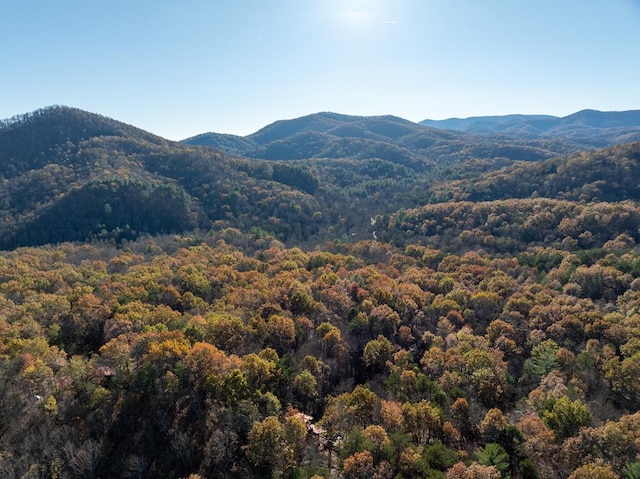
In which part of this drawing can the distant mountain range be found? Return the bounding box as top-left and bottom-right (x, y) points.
(184, 109), (640, 163)
(1, 105), (640, 250)
(182, 111), (599, 172)
(420, 109), (640, 147)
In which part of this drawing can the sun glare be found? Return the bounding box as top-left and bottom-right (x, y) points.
(336, 0), (386, 29)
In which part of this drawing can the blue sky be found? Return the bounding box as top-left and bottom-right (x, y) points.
(2, 0), (639, 140)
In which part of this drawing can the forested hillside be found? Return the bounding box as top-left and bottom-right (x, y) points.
(0, 106), (589, 251)
(3, 106), (640, 478)
(0, 107), (331, 249)
(429, 143), (640, 203)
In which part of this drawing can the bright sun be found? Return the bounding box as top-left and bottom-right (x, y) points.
(338, 0), (386, 28)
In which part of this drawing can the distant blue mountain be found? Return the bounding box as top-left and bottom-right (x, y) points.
(420, 109), (640, 147)
(420, 114), (557, 134)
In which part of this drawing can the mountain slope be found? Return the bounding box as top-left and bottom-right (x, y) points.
(374, 142), (640, 254)
(378, 196), (640, 254)
(0, 105), (165, 177)
(429, 142), (640, 203)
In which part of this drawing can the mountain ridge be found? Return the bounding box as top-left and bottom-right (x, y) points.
(181, 110), (586, 166)
(419, 108), (640, 146)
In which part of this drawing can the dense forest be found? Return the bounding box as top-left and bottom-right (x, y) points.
(3, 106), (640, 478)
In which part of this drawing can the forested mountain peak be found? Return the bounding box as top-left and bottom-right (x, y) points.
(1, 105), (165, 144)
(246, 112), (418, 145)
(0, 105), (168, 178)
(182, 111), (438, 150)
